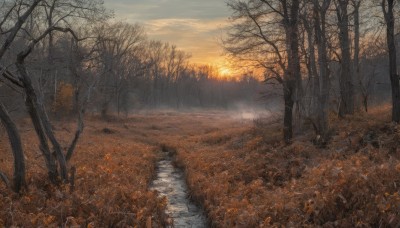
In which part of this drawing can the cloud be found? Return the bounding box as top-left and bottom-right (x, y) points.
(144, 18), (229, 64)
(105, 0), (230, 21)
(145, 18), (228, 34)
(103, 0), (231, 65)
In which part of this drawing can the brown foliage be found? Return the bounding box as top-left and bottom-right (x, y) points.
(0, 119), (168, 227)
(52, 82), (74, 115)
(155, 109), (400, 227)
(1, 110), (399, 227)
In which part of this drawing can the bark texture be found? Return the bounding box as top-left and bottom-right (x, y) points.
(383, 0), (400, 122)
(337, 0), (354, 117)
(0, 103), (26, 192)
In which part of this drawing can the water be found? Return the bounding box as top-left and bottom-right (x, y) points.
(151, 157), (207, 228)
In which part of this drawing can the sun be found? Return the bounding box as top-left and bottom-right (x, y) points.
(211, 58), (238, 78)
(218, 66), (233, 77)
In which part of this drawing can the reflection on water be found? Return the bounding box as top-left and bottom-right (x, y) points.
(151, 158), (207, 228)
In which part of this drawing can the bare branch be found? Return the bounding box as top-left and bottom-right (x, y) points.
(0, 66), (23, 88)
(18, 26), (82, 61)
(0, 0), (43, 60)
(260, 0), (285, 17)
(0, 1), (17, 31)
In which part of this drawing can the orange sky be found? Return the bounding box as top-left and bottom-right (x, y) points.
(103, 0), (232, 74)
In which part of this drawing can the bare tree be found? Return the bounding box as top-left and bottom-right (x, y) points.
(95, 22), (146, 117)
(382, 0), (400, 122)
(303, 0), (332, 141)
(0, 0), (108, 190)
(0, 0), (43, 192)
(335, 0), (355, 116)
(225, 0), (302, 143)
(38, 0), (109, 109)
(357, 39), (386, 112)
(163, 45), (190, 108)
(352, 0), (361, 106)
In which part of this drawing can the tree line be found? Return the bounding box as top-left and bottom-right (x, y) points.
(0, 0), (263, 192)
(225, 0), (399, 143)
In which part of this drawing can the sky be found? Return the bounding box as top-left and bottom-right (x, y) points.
(103, 0), (231, 68)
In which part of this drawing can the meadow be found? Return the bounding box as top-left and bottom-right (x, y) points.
(0, 108), (399, 227)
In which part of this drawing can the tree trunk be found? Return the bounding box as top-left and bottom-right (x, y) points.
(353, 0), (361, 110)
(283, 82), (295, 143)
(291, 0), (303, 120)
(315, 0), (331, 138)
(383, 0), (400, 122)
(24, 92), (59, 183)
(303, 14), (320, 124)
(282, 0), (301, 142)
(117, 91), (121, 116)
(337, 0), (354, 117)
(66, 112), (84, 161)
(16, 60), (68, 182)
(363, 95), (368, 112)
(12, 59), (59, 183)
(0, 103), (26, 192)
(101, 102), (108, 119)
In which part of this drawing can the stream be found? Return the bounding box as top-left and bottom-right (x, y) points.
(151, 155), (207, 228)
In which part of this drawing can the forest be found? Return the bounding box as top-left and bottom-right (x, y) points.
(0, 0), (400, 227)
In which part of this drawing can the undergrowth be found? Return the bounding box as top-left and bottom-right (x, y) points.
(1, 110), (399, 227)
(0, 120), (168, 227)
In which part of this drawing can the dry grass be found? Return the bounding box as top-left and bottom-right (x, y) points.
(0, 109), (399, 227)
(0, 118), (168, 227)
(146, 109), (400, 227)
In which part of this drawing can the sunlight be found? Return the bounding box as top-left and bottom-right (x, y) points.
(215, 59), (238, 78)
(218, 66), (233, 77)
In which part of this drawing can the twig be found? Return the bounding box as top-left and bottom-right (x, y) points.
(69, 166), (75, 193)
(0, 171), (10, 188)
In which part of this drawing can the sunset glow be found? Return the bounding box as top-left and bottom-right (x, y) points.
(218, 66), (233, 77)
(104, 0), (230, 71)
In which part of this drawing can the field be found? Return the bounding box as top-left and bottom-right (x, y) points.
(0, 109), (400, 227)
